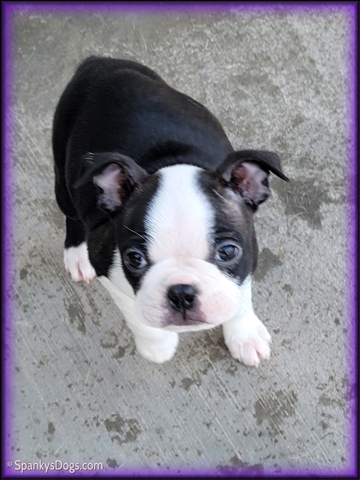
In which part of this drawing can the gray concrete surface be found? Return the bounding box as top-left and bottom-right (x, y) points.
(8, 5), (355, 477)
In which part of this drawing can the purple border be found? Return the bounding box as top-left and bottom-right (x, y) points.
(1, 1), (358, 479)
(2, 2), (14, 480)
(348, 2), (359, 479)
(0, 1), (358, 13)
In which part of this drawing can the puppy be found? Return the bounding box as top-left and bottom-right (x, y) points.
(53, 56), (288, 365)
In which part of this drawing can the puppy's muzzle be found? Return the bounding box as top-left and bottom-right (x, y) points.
(167, 284), (197, 320)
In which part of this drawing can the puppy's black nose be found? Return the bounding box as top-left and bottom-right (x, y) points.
(167, 284), (197, 319)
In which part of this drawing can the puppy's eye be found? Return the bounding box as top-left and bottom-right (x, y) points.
(215, 242), (242, 263)
(123, 249), (148, 271)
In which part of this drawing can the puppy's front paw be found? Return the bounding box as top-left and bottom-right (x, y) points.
(135, 332), (179, 364)
(223, 312), (271, 367)
(64, 242), (96, 283)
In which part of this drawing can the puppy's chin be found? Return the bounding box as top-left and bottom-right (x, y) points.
(135, 258), (242, 330)
(164, 323), (220, 333)
(160, 302), (231, 332)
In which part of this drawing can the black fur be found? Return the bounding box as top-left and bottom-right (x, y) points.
(53, 56), (288, 280)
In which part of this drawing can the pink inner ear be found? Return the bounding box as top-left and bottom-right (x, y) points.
(234, 162), (270, 206)
(93, 164), (124, 211)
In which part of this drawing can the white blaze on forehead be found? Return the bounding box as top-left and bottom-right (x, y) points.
(145, 165), (214, 262)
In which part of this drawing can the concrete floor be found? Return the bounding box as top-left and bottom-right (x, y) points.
(6, 4), (356, 477)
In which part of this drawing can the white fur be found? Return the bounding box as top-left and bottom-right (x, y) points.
(145, 165), (212, 262)
(222, 278), (271, 367)
(64, 242), (96, 283)
(99, 258), (179, 363)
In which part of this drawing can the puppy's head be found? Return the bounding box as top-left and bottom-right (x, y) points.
(77, 151), (288, 332)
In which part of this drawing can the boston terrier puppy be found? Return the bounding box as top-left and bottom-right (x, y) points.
(53, 56), (288, 365)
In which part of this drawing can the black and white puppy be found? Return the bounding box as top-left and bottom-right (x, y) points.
(53, 56), (289, 366)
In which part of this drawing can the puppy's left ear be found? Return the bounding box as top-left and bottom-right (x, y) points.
(216, 150), (289, 211)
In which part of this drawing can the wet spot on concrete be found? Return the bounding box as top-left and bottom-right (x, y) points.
(128, 345), (137, 356)
(107, 458), (119, 469)
(318, 393), (344, 409)
(87, 295), (103, 326)
(46, 422), (55, 442)
(291, 113), (306, 129)
(254, 248), (282, 282)
(208, 342), (229, 362)
(38, 356), (50, 368)
(253, 390), (298, 435)
(281, 338), (293, 348)
(92, 416), (100, 427)
(155, 427), (164, 438)
(186, 332), (226, 365)
(225, 363), (239, 376)
(199, 360), (212, 376)
(48, 422), (55, 435)
(20, 268), (28, 280)
(217, 456), (264, 473)
(100, 331), (119, 349)
(230, 456), (264, 472)
(320, 421), (329, 430)
(274, 178), (331, 229)
(104, 415), (141, 445)
(318, 394), (333, 407)
(181, 375), (201, 391)
(282, 284), (293, 295)
(94, 374), (104, 384)
(65, 300), (86, 334)
(112, 346), (126, 359)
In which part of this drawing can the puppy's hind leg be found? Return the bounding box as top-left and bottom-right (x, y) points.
(63, 217), (96, 283)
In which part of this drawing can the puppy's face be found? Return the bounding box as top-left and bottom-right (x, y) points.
(117, 164), (256, 332)
(79, 151), (288, 331)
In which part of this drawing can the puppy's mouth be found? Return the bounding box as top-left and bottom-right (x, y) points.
(163, 316), (208, 328)
(162, 300), (210, 329)
(163, 314), (217, 333)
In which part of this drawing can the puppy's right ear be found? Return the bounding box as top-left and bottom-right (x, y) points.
(74, 152), (148, 213)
